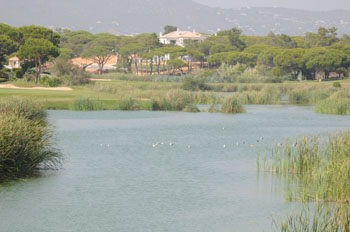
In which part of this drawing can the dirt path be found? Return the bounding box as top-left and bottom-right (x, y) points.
(0, 84), (73, 91)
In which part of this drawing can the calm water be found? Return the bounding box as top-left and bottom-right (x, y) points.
(1, 106), (350, 232)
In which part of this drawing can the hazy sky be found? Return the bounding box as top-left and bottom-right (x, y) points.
(194, 0), (350, 11)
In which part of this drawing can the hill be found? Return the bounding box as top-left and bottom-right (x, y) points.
(1, 0), (350, 35)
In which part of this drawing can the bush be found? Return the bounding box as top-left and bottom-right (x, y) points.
(151, 100), (161, 111)
(333, 81), (342, 88)
(264, 76), (283, 83)
(0, 98), (61, 180)
(182, 104), (200, 112)
(40, 76), (63, 87)
(52, 59), (90, 86)
(221, 96), (245, 113)
(160, 90), (193, 111)
(0, 69), (9, 82)
(12, 68), (24, 79)
(119, 98), (139, 111)
(182, 76), (211, 91)
(72, 98), (103, 111)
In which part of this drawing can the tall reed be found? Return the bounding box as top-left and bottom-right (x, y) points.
(273, 205), (348, 232)
(72, 98), (103, 111)
(0, 98), (61, 180)
(260, 131), (350, 231)
(221, 96), (245, 113)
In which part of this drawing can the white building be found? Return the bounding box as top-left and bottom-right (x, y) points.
(5, 57), (21, 69)
(159, 29), (208, 47)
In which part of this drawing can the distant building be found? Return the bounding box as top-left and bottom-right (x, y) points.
(159, 29), (208, 47)
(71, 56), (118, 73)
(6, 57), (21, 69)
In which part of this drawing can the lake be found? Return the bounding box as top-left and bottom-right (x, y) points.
(1, 105), (349, 232)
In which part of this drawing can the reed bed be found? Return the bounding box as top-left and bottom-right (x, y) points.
(273, 205), (349, 232)
(150, 90), (199, 112)
(260, 131), (350, 231)
(221, 96), (245, 113)
(315, 99), (350, 115)
(118, 98), (140, 111)
(0, 98), (61, 181)
(315, 90), (350, 115)
(71, 98), (103, 111)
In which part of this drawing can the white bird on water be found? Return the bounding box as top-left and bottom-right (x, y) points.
(152, 142), (158, 148)
(170, 142), (174, 146)
(223, 144), (226, 148)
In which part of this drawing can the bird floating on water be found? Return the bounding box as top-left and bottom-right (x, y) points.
(152, 142), (158, 148)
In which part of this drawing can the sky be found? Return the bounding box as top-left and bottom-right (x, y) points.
(194, 0), (350, 11)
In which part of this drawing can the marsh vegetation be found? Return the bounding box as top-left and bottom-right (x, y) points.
(259, 131), (350, 231)
(0, 98), (61, 181)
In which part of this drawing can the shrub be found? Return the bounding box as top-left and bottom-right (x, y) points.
(119, 98), (139, 111)
(182, 104), (200, 112)
(0, 69), (9, 82)
(12, 68), (24, 79)
(52, 59), (90, 86)
(160, 90), (193, 111)
(264, 76), (283, 83)
(72, 98), (103, 111)
(221, 96), (245, 113)
(151, 100), (161, 111)
(182, 76), (211, 91)
(40, 76), (62, 87)
(333, 81), (342, 88)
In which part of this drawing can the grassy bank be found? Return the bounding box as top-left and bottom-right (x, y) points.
(1, 77), (350, 114)
(0, 98), (62, 181)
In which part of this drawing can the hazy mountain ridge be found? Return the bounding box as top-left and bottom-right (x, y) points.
(1, 0), (350, 35)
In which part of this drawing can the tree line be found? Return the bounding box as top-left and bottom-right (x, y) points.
(2, 23), (350, 83)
